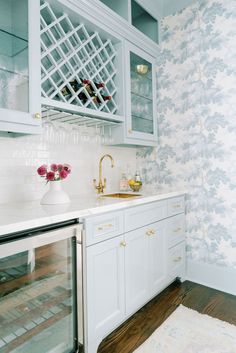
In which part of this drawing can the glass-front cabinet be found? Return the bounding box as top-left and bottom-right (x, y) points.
(125, 42), (157, 145)
(0, 0), (41, 134)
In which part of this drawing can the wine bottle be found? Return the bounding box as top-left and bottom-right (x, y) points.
(92, 94), (112, 104)
(80, 79), (105, 91)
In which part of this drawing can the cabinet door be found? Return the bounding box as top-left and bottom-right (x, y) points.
(86, 235), (125, 342)
(125, 41), (157, 144)
(168, 241), (186, 280)
(0, 0), (41, 134)
(147, 220), (167, 297)
(125, 227), (149, 316)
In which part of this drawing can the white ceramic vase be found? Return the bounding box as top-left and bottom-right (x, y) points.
(40, 181), (70, 205)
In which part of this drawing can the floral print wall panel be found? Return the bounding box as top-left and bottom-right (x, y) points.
(137, 0), (236, 268)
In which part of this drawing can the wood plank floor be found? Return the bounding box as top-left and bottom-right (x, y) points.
(98, 280), (236, 353)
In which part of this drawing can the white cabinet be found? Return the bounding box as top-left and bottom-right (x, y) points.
(39, 0), (158, 146)
(98, 0), (160, 45)
(112, 42), (158, 146)
(124, 225), (149, 315)
(0, 0), (41, 134)
(84, 195), (185, 353)
(147, 221), (167, 297)
(168, 242), (186, 280)
(40, 0), (125, 124)
(125, 220), (166, 316)
(86, 235), (125, 348)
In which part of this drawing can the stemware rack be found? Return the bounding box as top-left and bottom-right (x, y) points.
(40, 0), (121, 120)
(41, 107), (120, 128)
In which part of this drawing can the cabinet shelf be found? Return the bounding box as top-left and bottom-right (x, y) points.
(0, 28), (28, 57)
(131, 113), (153, 122)
(131, 91), (152, 102)
(0, 67), (28, 79)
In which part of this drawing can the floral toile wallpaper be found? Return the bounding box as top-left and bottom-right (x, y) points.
(137, 0), (236, 269)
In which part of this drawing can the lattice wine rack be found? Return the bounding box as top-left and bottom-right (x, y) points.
(40, 0), (120, 117)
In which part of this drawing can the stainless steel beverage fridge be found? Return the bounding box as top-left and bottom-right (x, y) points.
(0, 220), (83, 353)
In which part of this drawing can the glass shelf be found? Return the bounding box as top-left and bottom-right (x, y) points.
(131, 113), (153, 122)
(0, 28), (28, 57)
(132, 115), (153, 134)
(131, 90), (152, 102)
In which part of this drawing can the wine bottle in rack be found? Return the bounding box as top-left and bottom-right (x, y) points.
(59, 78), (108, 105)
(92, 94), (112, 104)
(80, 79), (105, 92)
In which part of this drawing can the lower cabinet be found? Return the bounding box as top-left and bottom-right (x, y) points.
(86, 235), (125, 345)
(84, 196), (186, 353)
(86, 220), (168, 352)
(168, 241), (186, 279)
(125, 220), (166, 316)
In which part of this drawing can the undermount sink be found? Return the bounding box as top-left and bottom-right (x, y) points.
(100, 193), (141, 198)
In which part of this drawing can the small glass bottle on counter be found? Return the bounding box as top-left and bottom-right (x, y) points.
(120, 173), (128, 191)
(134, 170), (141, 182)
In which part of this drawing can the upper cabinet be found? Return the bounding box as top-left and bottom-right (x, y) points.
(40, 0), (159, 146)
(99, 0), (159, 45)
(40, 0), (125, 123)
(112, 42), (157, 146)
(0, 0), (41, 134)
(131, 0), (159, 44)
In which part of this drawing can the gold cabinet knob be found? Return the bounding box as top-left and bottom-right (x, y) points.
(146, 229), (156, 236)
(34, 112), (41, 119)
(128, 129), (132, 134)
(120, 241), (126, 247)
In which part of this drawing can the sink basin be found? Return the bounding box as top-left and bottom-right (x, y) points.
(100, 193), (141, 199)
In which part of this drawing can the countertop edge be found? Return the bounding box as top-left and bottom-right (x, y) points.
(0, 190), (186, 237)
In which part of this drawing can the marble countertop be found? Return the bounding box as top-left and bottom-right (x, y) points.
(0, 190), (186, 236)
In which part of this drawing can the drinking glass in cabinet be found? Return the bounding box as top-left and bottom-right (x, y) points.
(0, 0), (29, 112)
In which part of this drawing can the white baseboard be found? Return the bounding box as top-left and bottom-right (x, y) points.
(186, 260), (236, 296)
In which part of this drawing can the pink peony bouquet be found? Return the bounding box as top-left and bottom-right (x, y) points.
(37, 163), (71, 182)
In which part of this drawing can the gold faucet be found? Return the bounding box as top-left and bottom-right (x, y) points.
(93, 154), (115, 194)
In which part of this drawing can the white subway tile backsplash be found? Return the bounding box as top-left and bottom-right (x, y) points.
(0, 123), (137, 204)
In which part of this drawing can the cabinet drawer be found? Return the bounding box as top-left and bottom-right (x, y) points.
(85, 211), (124, 246)
(167, 214), (185, 248)
(168, 242), (185, 279)
(167, 196), (185, 216)
(124, 200), (167, 232)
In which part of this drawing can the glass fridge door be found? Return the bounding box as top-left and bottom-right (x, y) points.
(0, 227), (79, 353)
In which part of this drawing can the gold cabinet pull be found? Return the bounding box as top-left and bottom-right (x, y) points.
(173, 256), (182, 263)
(34, 112), (41, 119)
(120, 241), (126, 247)
(97, 223), (113, 231)
(173, 204), (181, 209)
